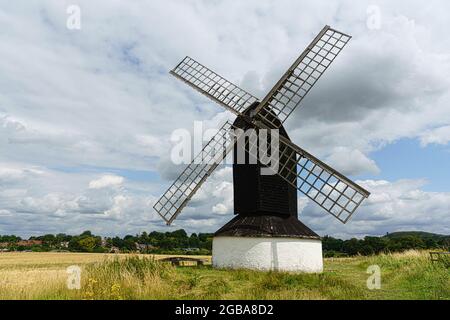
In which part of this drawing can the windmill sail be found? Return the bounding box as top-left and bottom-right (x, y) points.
(156, 26), (368, 226)
(171, 56), (259, 116)
(254, 26), (351, 128)
(273, 136), (370, 223)
(153, 121), (235, 225)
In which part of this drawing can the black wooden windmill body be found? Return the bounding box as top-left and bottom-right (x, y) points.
(154, 26), (370, 263)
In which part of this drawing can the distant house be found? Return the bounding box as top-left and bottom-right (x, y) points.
(0, 242), (9, 252)
(17, 240), (43, 247)
(135, 243), (156, 252)
(60, 241), (69, 248)
(109, 246), (120, 253)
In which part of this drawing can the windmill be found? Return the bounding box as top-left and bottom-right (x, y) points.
(153, 26), (370, 272)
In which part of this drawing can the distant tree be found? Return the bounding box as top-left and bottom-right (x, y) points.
(189, 233), (200, 248)
(159, 238), (176, 250)
(111, 237), (125, 248)
(56, 233), (72, 243)
(81, 231), (92, 237)
(103, 237), (113, 248)
(77, 237), (98, 252)
(322, 236), (344, 252)
(124, 234), (135, 241)
(149, 231), (164, 240)
(33, 234), (57, 246)
(343, 238), (362, 255)
(363, 236), (387, 254)
(0, 235), (21, 243)
(171, 229), (188, 239)
(68, 231), (102, 252)
(139, 231), (149, 244)
(424, 238), (438, 249)
(398, 236), (425, 250)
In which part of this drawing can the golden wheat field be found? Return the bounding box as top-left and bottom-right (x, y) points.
(0, 251), (448, 300)
(0, 252), (209, 299)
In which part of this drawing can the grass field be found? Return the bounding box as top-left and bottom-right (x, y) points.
(0, 251), (448, 300)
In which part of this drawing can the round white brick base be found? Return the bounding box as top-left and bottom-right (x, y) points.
(212, 236), (323, 273)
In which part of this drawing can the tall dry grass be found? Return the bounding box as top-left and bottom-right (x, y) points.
(79, 256), (174, 300)
(359, 250), (450, 299)
(0, 250), (448, 300)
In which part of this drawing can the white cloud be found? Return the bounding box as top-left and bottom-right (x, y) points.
(419, 125), (450, 146)
(1, 1), (450, 237)
(177, 167), (234, 225)
(0, 164), (160, 236)
(212, 203), (229, 215)
(297, 197), (310, 213)
(286, 14), (450, 165)
(325, 147), (380, 176)
(302, 179), (450, 238)
(0, 168), (26, 183)
(88, 175), (124, 189)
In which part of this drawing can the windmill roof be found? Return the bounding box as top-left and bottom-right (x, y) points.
(214, 214), (320, 240)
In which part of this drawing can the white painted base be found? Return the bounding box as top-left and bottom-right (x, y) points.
(212, 236), (323, 273)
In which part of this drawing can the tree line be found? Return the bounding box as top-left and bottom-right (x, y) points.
(322, 232), (449, 257)
(1, 230), (448, 256)
(0, 230), (213, 255)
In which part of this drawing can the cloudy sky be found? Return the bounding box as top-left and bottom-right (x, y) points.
(1, 0), (449, 238)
